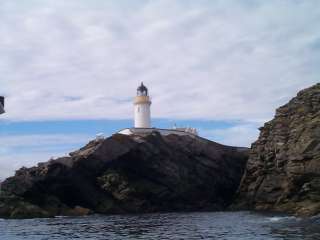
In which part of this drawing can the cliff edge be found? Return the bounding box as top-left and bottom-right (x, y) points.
(234, 83), (320, 216)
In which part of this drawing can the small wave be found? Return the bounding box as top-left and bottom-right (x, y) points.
(310, 214), (320, 220)
(268, 216), (298, 222)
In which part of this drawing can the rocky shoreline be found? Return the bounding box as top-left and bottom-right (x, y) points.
(0, 133), (248, 219)
(1, 83), (319, 219)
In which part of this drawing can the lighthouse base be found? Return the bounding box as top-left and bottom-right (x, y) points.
(118, 127), (198, 138)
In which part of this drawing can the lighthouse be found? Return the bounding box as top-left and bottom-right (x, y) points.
(118, 83), (198, 136)
(134, 82), (151, 128)
(0, 96), (4, 115)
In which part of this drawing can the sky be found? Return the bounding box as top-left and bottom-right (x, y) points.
(0, 0), (319, 179)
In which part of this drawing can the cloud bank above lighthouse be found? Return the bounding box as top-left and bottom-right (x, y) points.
(0, 1), (319, 123)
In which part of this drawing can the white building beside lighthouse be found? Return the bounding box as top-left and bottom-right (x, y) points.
(118, 83), (198, 137)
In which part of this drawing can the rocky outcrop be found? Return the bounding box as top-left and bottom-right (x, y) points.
(0, 132), (248, 218)
(235, 83), (320, 216)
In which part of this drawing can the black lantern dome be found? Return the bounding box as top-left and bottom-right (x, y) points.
(137, 82), (148, 96)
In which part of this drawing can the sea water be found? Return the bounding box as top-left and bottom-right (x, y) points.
(1, 211), (320, 240)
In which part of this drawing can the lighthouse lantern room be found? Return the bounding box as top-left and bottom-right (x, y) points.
(134, 82), (151, 128)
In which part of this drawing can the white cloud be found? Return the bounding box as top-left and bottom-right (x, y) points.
(0, 0), (318, 122)
(0, 134), (92, 179)
(200, 123), (260, 147)
(0, 153), (55, 181)
(0, 134), (91, 149)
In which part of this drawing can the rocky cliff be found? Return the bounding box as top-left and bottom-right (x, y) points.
(0, 132), (248, 218)
(235, 83), (320, 216)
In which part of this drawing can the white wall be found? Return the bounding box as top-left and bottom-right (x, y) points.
(118, 128), (198, 138)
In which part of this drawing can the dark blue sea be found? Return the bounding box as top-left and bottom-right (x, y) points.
(1, 211), (320, 240)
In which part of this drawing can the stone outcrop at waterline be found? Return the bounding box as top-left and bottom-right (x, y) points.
(234, 83), (320, 216)
(0, 132), (248, 219)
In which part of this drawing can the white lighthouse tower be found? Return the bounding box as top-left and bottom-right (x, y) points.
(134, 82), (151, 128)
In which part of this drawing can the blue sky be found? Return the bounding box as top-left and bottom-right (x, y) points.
(0, 0), (319, 179)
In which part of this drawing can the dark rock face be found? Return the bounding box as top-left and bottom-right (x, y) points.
(0, 132), (248, 218)
(235, 83), (320, 216)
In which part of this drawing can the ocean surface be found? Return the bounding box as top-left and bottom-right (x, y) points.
(1, 211), (320, 240)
